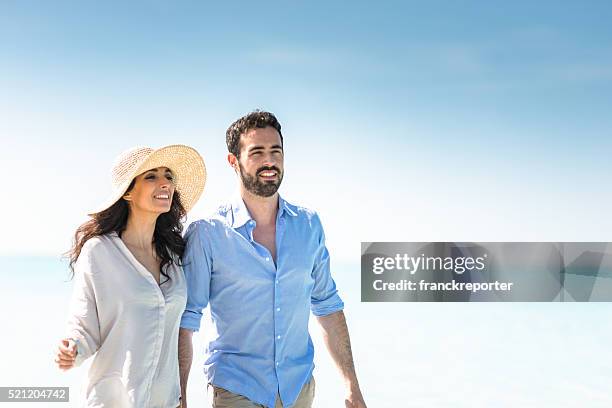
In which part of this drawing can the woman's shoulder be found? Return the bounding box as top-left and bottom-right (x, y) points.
(74, 233), (123, 276)
(77, 233), (120, 263)
(81, 233), (115, 250)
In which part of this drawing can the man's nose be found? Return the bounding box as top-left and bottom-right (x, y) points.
(262, 154), (276, 167)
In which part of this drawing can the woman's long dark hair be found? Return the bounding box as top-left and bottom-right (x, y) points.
(67, 181), (187, 284)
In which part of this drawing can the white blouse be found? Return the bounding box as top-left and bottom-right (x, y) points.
(66, 232), (186, 408)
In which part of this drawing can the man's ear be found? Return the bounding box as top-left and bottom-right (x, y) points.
(227, 153), (239, 171)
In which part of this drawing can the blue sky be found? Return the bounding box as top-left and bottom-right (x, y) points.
(1, 1), (612, 258)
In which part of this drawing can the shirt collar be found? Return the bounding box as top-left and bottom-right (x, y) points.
(229, 194), (252, 229)
(278, 195), (298, 218)
(229, 193), (297, 229)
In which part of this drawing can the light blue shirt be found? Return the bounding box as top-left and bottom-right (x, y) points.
(180, 195), (344, 408)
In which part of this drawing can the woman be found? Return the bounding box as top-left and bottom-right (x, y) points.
(54, 145), (206, 408)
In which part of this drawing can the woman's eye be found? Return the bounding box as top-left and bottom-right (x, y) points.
(145, 175), (155, 180)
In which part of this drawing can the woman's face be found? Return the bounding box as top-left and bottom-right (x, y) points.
(124, 167), (175, 215)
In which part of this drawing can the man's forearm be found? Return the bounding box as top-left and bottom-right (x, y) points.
(316, 310), (360, 388)
(178, 328), (194, 407)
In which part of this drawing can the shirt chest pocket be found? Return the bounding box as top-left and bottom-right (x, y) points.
(279, 252), (317, 293)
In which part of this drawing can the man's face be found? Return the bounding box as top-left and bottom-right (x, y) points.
(236, 126), (284, 197)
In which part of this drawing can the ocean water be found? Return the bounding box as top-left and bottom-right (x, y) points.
(1, 256), (612, 407)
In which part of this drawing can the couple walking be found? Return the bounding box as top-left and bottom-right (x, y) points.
(55, 111), (367, 408)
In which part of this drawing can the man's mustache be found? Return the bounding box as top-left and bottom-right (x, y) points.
(256, 166), (281, 176)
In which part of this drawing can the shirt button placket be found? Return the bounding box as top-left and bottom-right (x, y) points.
(147, 291), (166, 406)
(274, 269), (281, 372)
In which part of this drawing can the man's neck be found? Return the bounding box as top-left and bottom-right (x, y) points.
(240, 187), (278, 227)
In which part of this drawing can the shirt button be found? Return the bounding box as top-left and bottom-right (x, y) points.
(276, 362), (279, 366)
(277, 335), (281, 340)
(265, 257), (270, 261)
(276, 307), (281, 312)
(276, 279), (279, 284)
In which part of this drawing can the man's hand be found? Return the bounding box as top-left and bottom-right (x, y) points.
(345, 388), (367, 407)
(317, 311), (367, 407)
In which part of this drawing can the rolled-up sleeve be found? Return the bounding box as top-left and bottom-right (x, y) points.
(66, 248), (101, 367)
(310, 214), (344, 317)
(180, 221), (212, 331)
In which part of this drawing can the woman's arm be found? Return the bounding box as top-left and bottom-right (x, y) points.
(57, 251), (102, 369)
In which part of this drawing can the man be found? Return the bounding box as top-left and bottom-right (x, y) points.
(179, 111), (366, 408)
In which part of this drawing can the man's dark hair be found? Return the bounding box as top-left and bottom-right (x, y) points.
(226, 110), (283, 157)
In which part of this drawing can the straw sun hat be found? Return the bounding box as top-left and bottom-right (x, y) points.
(89, 145), (206, 216)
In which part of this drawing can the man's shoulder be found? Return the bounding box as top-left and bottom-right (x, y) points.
(186, 205), (233, 234)
(282, 198), (322, 226)
(208, 202), (234, 225)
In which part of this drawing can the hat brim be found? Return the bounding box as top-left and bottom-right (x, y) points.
(88, 144), (206, 216)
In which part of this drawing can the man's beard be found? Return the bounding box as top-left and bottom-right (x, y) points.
(239, 163), (283, 197)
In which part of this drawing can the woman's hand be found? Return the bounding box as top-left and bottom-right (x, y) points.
(55, 339), (77, 371)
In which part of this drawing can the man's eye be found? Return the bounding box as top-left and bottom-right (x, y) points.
(145, 175), (155, 180)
